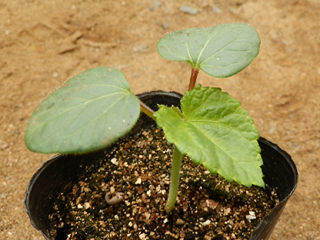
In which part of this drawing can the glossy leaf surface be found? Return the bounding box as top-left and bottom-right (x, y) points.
(155, 85), (264, 187)
(25, 67), (140, 154)
(157, 23), (260, 78)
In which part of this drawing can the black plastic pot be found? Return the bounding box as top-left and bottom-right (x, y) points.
(25, 91), (298, 240)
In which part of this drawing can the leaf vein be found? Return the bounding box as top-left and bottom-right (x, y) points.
(199, 32), (244, 66)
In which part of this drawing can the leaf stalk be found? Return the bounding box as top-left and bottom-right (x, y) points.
(140, 100), (156, 121)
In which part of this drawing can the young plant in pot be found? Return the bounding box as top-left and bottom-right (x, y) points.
(25, 23), (298, 240)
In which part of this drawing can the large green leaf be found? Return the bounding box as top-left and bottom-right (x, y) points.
(157, 23), (260, 78)
(25, 67), (140, 154)
(154, 85), (264, 187)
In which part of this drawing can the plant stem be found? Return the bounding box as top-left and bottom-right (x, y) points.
(140, 100), (156, 121)
(166, 145), (183, 213)
(188, 68), (200, 91)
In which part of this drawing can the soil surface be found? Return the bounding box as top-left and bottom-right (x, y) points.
(0, 0), (320, 239)
(49, 127), (278, 239)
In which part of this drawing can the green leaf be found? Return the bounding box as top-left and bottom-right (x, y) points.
(25, 67), (140, 154)
(154, 85), (264, 187)
(157, 23), (260, 78)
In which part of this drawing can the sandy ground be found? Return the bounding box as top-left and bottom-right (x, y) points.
(1, 0), (320, 239)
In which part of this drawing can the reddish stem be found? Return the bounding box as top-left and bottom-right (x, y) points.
(188, 68), (199, 91)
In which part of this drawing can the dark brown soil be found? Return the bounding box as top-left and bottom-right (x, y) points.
(49, 127), (278, 240)
(1, 0), (320, 239)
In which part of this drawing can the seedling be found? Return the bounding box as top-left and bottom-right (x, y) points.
(25, 23), (264, 213)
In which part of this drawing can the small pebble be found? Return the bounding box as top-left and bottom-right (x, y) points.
(161, 22), (170, 30)
(180, 5), (197, 15)
(83, 202), (90, 209)
(1, 194), (7, 199)
(135, 177), (142, 185)
(230, 7), (239, 15)
(1, 144), (8, 149)
(213, 6), (221, 13)
(206, 199), (219, 209)
(202, 219), (211, 226)
(269, 127), (276, 133)
(111, 158), (118, 165)
(175, 218), (185, 225)
(139, 233), (147, 240)
(246, 211), (256, 220)
(133, 44), (149, 52)
(153, 0), (162, 7)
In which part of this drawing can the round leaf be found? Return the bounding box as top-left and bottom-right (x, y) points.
(25, 67), (140, 154)
(154, 85), (264, 187)
(157, 23), (260, 78)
